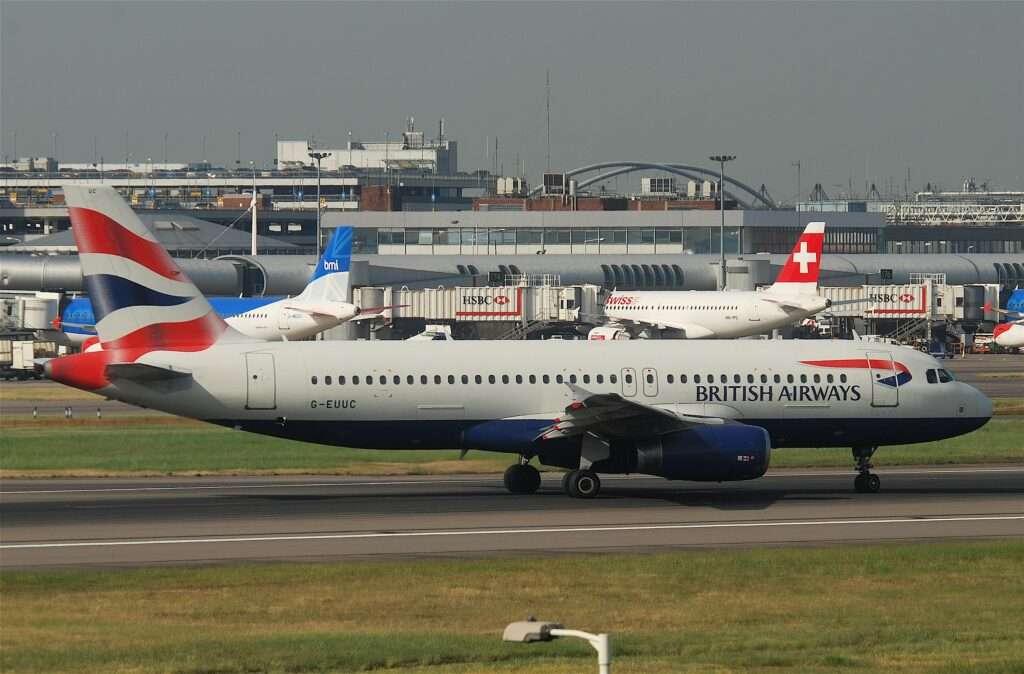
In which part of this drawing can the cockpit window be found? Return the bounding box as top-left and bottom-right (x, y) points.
(937, 369), (954, 383)
(926, 369), (938, 384)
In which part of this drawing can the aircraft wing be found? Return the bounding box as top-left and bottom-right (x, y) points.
(283, 302), (350, 320)
(348, 305), (409, 321)
(537, 384), (723, 441)
(105, 362), (193, 382)
(759, 295), (839, 313)
(608, 315), (716, 338)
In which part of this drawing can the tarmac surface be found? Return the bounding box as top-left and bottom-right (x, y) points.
(3, 467), (1022, 569)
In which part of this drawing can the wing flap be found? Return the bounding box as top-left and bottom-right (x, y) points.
(537, 384), (723, 441)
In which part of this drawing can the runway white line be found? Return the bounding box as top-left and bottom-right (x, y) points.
(3, 514), (1023, 550)
(0, 478), (491, 495)
(2, 466), (1021, 495)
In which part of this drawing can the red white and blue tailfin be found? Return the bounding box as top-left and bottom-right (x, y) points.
(64, 185), (249, 352)
(769, 221), (825, 295)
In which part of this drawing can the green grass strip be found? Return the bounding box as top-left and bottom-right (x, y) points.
(2, 541), (1023, 673)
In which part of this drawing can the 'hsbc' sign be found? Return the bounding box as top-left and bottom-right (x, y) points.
(462, 295), (510, 306)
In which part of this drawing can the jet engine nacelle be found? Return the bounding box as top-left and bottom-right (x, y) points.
(634, 425), (771, 481)
(588, 325), (632, 341)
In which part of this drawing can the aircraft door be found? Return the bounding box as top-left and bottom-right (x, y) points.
(277, 308), (290, 331)
(641, 367), (659, 397)
(748, 301), (761, 322)
(621, 368), (638, 397)
(245, 353), (276, 410)
(867, 351), (899, 407)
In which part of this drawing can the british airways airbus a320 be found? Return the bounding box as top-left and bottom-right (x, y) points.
(45, 186), (992, 498)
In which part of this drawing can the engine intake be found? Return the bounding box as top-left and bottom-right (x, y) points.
(634, 424), (771, 481)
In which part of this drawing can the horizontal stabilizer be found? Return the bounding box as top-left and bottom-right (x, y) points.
(105, 362), (192, 382)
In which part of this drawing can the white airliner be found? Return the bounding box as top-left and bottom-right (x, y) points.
(47, 186), (992, 498)
(989, 306), (1024, 349)
(591, 222), (831, 340)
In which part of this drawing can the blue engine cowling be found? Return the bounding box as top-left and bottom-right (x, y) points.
(633, 424), (771, 481)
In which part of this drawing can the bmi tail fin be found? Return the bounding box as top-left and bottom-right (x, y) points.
(296, 226), (353, 304)
(64, 185), (249, 352)
(769, 221), (825, 295)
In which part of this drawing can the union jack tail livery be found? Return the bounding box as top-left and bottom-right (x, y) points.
(63, 185), (247, 352)
(770, 221), (825, 294)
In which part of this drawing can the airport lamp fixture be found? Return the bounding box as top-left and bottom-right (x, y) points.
(308, 150), (332, 258)
(709, 154), (736, 290)
(503, 620), (610, 674)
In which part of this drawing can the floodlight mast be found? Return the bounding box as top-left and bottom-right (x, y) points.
(308, 149), (332, 258)
(709, 154), (736, 290)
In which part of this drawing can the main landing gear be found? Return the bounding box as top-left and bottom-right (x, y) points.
(852, 446), (881, 493)
(503, 460), (541, 494)
(562, 469), (601, 498)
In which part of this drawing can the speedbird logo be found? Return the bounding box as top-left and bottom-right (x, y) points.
(801, 358), (912, 388)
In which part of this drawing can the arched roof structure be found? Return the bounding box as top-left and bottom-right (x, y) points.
(528, 161), (776, 209)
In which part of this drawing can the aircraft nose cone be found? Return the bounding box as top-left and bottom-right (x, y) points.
(975, 388), (993, 419)
(43, 360), (53, 379)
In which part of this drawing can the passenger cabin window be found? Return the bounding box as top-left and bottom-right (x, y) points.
(311, 376), (318, 385)
(353, 376), (360, 385)
(543, 375), (550, 384)
(434, 375), (442, 384)
(680, 374), (688, 383)
(840, 374), (848, 383)
(556, 375), (564, 384)
(596, 374), (604, 384)
(325, 376), (332, 385)
(624, 373), (633, 384)
(610, 374), (618, 384)
(489, 375), (497, 384)
(529, 375), (537, 384)
(667, 374), (674, 384)
(421, 375), (428, 385)
(339, 376), (346, 385)
(569, 374), (577, 384)
(448, 375), (455, 384)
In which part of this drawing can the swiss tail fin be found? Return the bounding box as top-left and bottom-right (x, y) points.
(295, 226), (353, 304)
(64, 185), (249, 351)
(769, 221), (825, 295)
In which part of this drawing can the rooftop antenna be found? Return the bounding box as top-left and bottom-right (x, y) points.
(250, 161), (257, 256)
(546, 68), (551, 172)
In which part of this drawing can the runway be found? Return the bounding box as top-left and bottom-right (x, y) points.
(3, 467), (1023, 569)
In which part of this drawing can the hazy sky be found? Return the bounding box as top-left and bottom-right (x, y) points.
(2, 1), (1022, 200)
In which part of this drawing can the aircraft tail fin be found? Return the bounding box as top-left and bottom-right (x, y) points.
(296, 226), (353, 304)
(769, 221), (825, 295)
(63, 185), (250, 352)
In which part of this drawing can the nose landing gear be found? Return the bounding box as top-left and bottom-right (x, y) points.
(503, 460), (541, 494)
(852, 446), (880, 493)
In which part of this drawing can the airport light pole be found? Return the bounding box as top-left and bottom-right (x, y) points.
(709, 154), (736, 290)
(308, 150), (331, 258)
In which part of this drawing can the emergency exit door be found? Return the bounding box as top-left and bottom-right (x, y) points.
(867, 351), (899, 407)
(641, 368), (659, 397)
(621, 368), (638, 397)
(246, 353), (276, 410)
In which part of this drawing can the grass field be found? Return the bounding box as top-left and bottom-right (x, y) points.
(2, 541), (1023, 673)
(1, 415), (1021, 477)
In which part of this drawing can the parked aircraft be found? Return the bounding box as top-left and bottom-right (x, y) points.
(986, 301), (1024, 349)
(591, 222), (832, 340)
(48, 226), (394, 346)
(46, 186), (992, 497)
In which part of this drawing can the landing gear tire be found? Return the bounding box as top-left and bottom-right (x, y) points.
(564, 469), (601, 499)
(855, 473), (881, 493)
(852, 446), (880, 494)
(503, 464), (541, 494)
